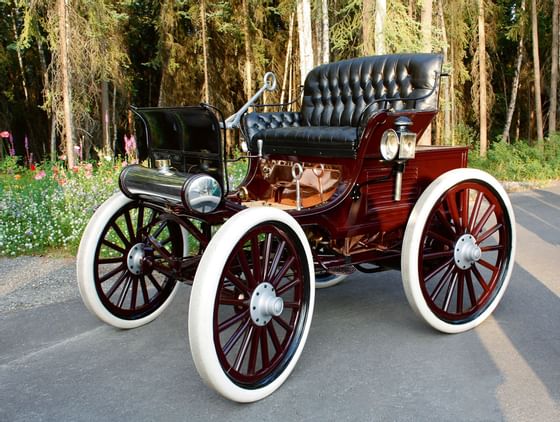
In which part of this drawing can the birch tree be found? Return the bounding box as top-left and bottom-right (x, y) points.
(550, 0), (559, 134)
(478, 0), (488, 157)
(374, 0), (386, 54)
(502, 0), (526, 142)
(420, 0), (432, 52)
(531, 0), (543, 143)
(297, 0), (314, 81)
(321, 0), (330, 63)
(57, 0), (75, 167)
(362, 0), (374, 55)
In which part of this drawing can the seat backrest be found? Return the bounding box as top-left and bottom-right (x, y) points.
(301, 53), (443, 127)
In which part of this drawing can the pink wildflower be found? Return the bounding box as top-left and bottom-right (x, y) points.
(34, 170), (46, 180)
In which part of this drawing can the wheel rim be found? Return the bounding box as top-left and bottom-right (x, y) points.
(213, 222), (310, 388)
(418, 180), (513, 324)
(93, 202), (182, 320)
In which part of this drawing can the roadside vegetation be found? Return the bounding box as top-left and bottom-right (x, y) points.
(1, 135), (558, 257)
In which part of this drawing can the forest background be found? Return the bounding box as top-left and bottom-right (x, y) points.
(0, 0), (559, 167)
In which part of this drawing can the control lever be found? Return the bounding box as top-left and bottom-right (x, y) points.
(292, 163), (304, 211)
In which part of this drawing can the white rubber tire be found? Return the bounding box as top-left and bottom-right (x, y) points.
(77, 192), (181, 329)
(188, 207), (315, 402)
(314, 273), (347, 289)
(402, 168), (516, 334)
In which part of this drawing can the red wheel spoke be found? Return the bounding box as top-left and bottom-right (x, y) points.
(260, 326), (270, 368)
(218, 291), (247, 307)
(270, 256), (295, 289)
(135, 204), (144, 238)
(116, 276), (133, 308)
(267, 240), (286, 281)
(98, 256), (124, 265)
(426, 230), (455, 247)
(224, 270), (250, 296)
(272, 315), (293, 332)
(140, 275), (150, 304)
(276, 276), (300, 296)
(435, 207), (456, 237)
(124, 209), (136, 241)
(106, 271), (129, 300)
(233, 325), (254, 372)
(477, 223), (502, 244)
(110, 222), (131, 247)
(218, 309), (250, 332)
(471, 204), (496, 237)
(147, 273), (162, 291)
(99, 263), (126, 283)
(151, 221), (167, 239)
(424, 258), (454, 282)
(130, 277), (138, 309)
(101, 239), (126, 255)
(460, 188), (469, 228)
(266, 321), (282, 352)
(237, 250), (257, 289)
(446, 194), (462, 232)
(463, 271), (476, 308)
(283, 301), (300, 309)
(443, 273), (458, 312)
(480, 244), (503, 252)
(247, 327), (261, 375)
(223, 317), (251, 356)
(477, 258), (499, 273)
(429, 263), (455, 301)
(262, 233), (273, 281)
(423, 250), (454, 261)
(468, 191), (484, 232)
(472, 264), (490, 292)
(456, 273), (465, 313)
(250, 235), (263, 283)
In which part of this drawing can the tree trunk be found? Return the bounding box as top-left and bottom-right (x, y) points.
(478, 0), (488, 157)
(437, 0), (450, 145)
(321, 0), (330, 63)
(101, 81), (111, 154)
(242, 0), (254, 100)
(362, 0), (374, 55)
(281, 14), (295, 105)
(420, 0), (432, 53)
(531, 0), (544, 143)
(10, 6), (29, 103)
(550, 0), (559, 134)
(418, 0), (433, 145)
(201, 0), (210, 103)
(297, 0), (314, 83)
(502, 0), (525, 143)
(374, 0), (386, 54)
(112, 84), (117, 152)
(58, 0), (75, 167)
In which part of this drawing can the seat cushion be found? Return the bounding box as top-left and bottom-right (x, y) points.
(252, 126), (358, 158)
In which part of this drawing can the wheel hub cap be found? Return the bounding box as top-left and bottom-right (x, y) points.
(127, 243), (146, 275)
(454, 234), (481, 270)
(250, 282), (284, 326)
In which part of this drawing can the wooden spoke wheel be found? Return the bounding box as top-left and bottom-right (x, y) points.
(402, 169), (516, 333)
(189, 207), (315, 402)
(77, 193), (185, 328)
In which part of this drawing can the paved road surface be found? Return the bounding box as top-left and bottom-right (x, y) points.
(1, 183), (559, 421)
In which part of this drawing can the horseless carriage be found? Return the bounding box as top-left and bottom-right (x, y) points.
(76, 53), (516, 402)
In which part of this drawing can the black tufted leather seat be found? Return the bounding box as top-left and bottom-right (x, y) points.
(242, 53), (443, 158)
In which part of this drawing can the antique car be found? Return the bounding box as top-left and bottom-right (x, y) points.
(76, 53), (516, 403)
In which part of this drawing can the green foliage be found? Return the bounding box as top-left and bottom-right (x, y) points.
(469, 136), (560, 181)
(0, 159), (120, 256)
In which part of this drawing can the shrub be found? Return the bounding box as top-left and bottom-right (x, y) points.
(469, 136), (560, 181)
(0, 159), (120, 256)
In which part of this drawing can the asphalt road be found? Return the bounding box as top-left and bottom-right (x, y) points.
(1, 183), (559, 421)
